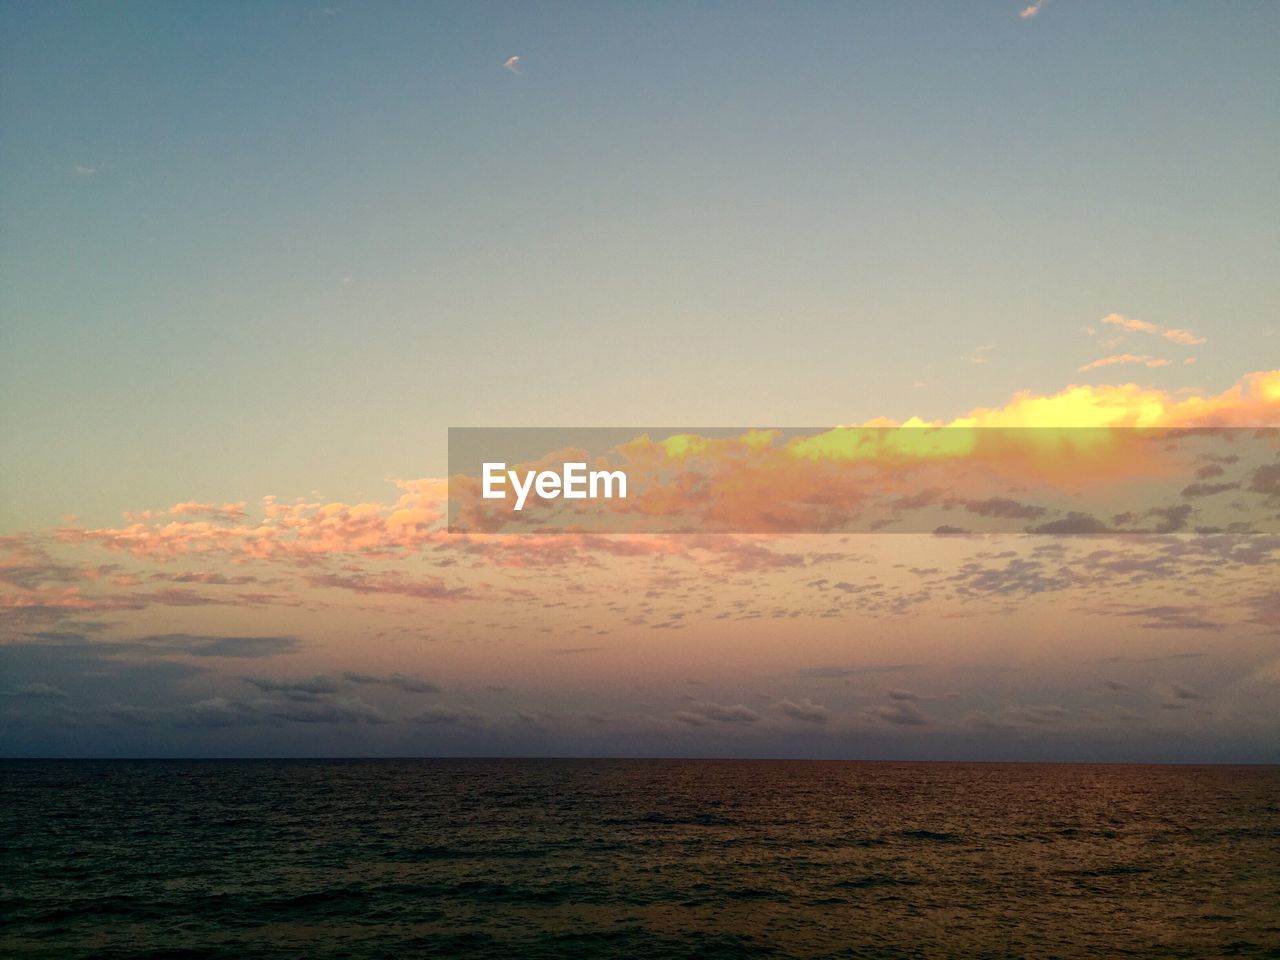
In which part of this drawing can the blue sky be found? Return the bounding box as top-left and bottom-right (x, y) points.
(3, 1), (1277, 526)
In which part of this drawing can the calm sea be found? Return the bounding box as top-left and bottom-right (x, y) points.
(1, 760), (1277, 958)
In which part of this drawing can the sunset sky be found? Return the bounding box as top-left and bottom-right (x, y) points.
(2, 1), (1278, 760)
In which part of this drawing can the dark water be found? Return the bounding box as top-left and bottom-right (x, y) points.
(1, 760), (1278, 959)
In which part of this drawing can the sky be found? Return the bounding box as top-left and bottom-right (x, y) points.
(1, 1), (1278, 760)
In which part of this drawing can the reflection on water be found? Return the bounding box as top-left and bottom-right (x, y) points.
(2, 760), (1278, 958)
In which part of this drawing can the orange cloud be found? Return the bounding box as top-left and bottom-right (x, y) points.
(1099, 312), (1205, 347)
(1163, 328), (1206, 346)
(945, 369), (1279, 429)
(61, 480), (447, 563)
(1078, 355), (1170, 373)
(1101, 313), (1158, 334)
(123, 502), (247, 523)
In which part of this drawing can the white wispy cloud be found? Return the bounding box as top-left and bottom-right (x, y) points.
(1163, 328), (1206, 346)
(1101, 313), (1158, 334)
(1101, 312), (1206, 346)
(1078, 354), (1170, 373)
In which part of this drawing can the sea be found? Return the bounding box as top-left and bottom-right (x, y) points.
(1, 760), (1277, 959)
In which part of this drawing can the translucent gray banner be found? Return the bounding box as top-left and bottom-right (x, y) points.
(448, 427), (1280, 535)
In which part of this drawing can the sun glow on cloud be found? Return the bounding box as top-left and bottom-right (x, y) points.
(940, 369), (1280, 429)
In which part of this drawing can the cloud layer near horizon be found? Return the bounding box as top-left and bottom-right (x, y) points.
(3, 369), (1279, 760)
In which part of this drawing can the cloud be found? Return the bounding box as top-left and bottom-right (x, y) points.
(306, 572), (469, 602)
(866, 701), (929, 726)
(173, 695), (392, 727)
(0, 538), (117, 591)
(675, 700), (760, 725)
(0, 636), (212, 710)
(960, 497), (1046, 520)
(243, 675), (344, 698)
(1026, 512), (1112, 535)
(948, 552), (1076, 595)
(939, 369), (1277, 428)
(1101, 679), (1134, 693)
(1078, 354), (1170, 373)
(4, 631), (298, 660)
(1138, 503), (1193, 535)
(342, 671), (439, 693)
(774, 698), (830, 724)
(1099, 313), (1205, 347)
(1101, 313), (1158, 335)
(124, 502), (247, 522)
(672, 711), (710, 727)
(1250, 464), (1280, 502)
(148, 571), (271, 586)
(57, 478), (447, 562)
(1181, 481), (1241, 499)
(244, 671), (440, 699)
(893, 494), (1044, 522)
(1117, 605), (1224, 631)
(4, 367), (1273, 764)
(160, 634), (299, 658)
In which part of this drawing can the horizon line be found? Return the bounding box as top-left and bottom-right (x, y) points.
(3, 755), (1277, 767)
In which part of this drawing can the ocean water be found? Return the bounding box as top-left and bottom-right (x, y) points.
(1, 760), (1277, 959)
